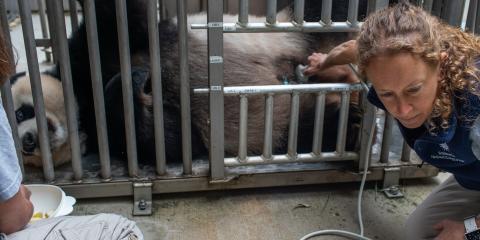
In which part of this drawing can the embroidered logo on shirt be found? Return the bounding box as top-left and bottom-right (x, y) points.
(440, 143), (449, 151)
(430, 142), (465, 163)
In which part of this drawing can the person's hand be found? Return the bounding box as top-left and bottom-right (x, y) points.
(433, 219), (465, 240)
(0, 184), (34, 234)
(304, 40), (358, 76)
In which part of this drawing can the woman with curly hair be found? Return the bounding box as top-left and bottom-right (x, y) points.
(305, 2), (480, 240)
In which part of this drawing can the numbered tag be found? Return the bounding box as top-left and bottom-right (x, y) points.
(209, 56), (223, 64)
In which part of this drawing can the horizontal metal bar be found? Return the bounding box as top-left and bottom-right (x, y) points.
(225, 152), (359, 166)
(194, 83), (363, 96)
(191, 22), (363, 33)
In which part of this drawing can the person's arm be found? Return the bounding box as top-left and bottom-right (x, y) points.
(304, 40), (358, 76)
(0, 185), (33, 234)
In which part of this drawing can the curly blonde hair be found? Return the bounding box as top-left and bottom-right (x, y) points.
(357, 2), (480, 132)
(0, 32), (13, 86)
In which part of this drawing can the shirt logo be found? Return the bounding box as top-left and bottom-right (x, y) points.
(440, 143), (450, 152)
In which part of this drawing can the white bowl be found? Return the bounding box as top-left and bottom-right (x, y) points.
(26, 184), (76, 218)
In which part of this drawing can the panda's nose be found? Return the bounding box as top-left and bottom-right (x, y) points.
(22, 132), (36, 154)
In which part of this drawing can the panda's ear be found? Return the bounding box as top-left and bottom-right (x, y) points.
(9, 71), (27, 85)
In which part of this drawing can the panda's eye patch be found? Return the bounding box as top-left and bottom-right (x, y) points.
(15, 105), (35, 123)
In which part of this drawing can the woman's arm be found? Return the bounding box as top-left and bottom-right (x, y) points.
(0, 185), (34, 234)
(304, 40), (358, 76)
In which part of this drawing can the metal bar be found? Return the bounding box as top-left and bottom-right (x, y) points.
(194, 83), (363, 95)
(312, 93), (326, 155)
(178, 0), (193, 175)
(37, 0), (51, 62)
(401, 141), (411, 162)
(266, 0), (277, 25)
(160, 0), (168, 21)
(50, 0), (83, 180)
(443, 0), (467, 27)
(461, 0), (472, 30)
(321, 0), (332, 25)
(115, 0), (138, 177)
(287, 93), (300, 158)
(238, 95), (248, 162)
(380, 112), (394, 163)
(347, 0), (359, 26)
(207, 0), (225, 180)
(68, 0), (79, 31)
(422, 0), (434, 12)
(226, 152), (359, 166)
(148, 0), (167, 176)
(239, 0), (248, 25)
(262, 94), (274, 160)
(45, 0), (58, 63)
(293, 0), (305, 24)
(0, 0), (24, 175)
(367, 0), (388, 14)
(84, 0), (111, 179)
(336, 92), (350, 154)
(18, 0), (55, 181)
(358, 90), (376, 171)
(191, 22), (362, 32)
(466, 0), (478, 33)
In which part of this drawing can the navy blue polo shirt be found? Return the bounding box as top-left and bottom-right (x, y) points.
(368, 87), (480, 190)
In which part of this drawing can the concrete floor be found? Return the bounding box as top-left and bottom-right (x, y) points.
(7, 14), (449, 240)
(72, 173), (449, 240)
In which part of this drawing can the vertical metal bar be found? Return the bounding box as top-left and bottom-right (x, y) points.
(68, 0), (79, 31)
(18, 0), (55, 181)
(84, 0), (111, 179)
(321, 0), (332, 25)
(466, 0), (478, 33)
(380, 112), (393, 163)
(37, 0), (51, 62)
(238, 95), (248, 161)
(266, 0), (277, 25)
(45, 0), (58, 63)
(50, 0), (83, 180)
(262, 94), (274, 160)
(0, 0), (24, 175)
(208, 0), (225, 180)
(239, 0), (248, 25)
(461, 0), (471, 30)
(312, 93), (326, 155)
(358, 91), (376, 171)
(423, 0), (434, 12)
(475, 0), (480, 34)
(115, 0), (138, 177)
(293, 0), (305, 24)
(178, 0), (193, 175)
(443, 0), (467, 27)
(367, 0), (388, 14)
(159, 0), (168, 21)
(348, 0), (359, 26)
(336, 92), (350, 154)
(287, 93), (300, 158)
(401, 141), (411, 162)
(148, 0), (167, 176)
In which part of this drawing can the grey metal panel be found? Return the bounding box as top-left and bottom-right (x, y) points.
(266, 0), (277, 25)
(68, 0), (79, 31)
(293, 0), (305, 24)
(367, 0), (389, 14)
(49, 0), (83, 180)
(321, 0), (332, 25)
(225, 152), (358, 166)
(443, 0), (467, 27)
(335, 92), (350, 154)
(115, 0), (138, 177)
(238, 96), (248, 162)
(191, 22), (362, 33)
(0, 0), (24, 175)
(84, 0), (111, 179)
(466, 0), (478, 33)
(380, 113), (393, 163)
(401, 141), (411, 162)
(178, 0), (193, 175)
(287, 93), (300, 158)
(194, 83), (364, 95)
(18, 0), (55, 181)
(348, 0), (359, 26)
(207, 0), (226, 180)
(239, 0), (248, 24)
(147, 0), (167, 176)
(312, 93), (326, 155)
(262, 94), (274, 160)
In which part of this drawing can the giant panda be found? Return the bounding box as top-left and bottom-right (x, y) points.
(11, 0), (367, 166)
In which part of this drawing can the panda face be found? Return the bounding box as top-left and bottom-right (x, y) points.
(11, 73), (86, 167)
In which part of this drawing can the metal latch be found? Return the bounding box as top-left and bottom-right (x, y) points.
(382, 167), (403, 198)
(133, 182), (153, 216)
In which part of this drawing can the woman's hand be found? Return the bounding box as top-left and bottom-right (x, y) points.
(0, 185), (34, 234)
(433, 219), (465, 240)
(304, 40), (358, 76)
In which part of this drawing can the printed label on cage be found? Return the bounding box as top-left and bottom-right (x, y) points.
(209, 56), (223, 64)
(208, 22), (223, 28)
(210, 85), (222, 91)
(223, 25), (236, 32)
